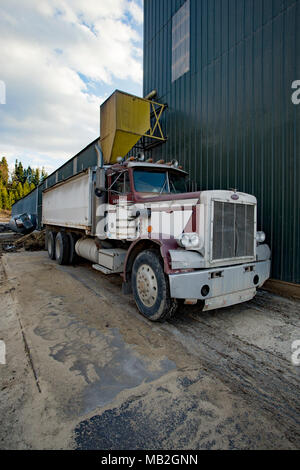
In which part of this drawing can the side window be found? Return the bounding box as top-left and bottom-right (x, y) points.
(111, 173), (123, 194)
(172, 0), (190, 82)
(110, 172), (131, 194)
(124, 172), (131, 193)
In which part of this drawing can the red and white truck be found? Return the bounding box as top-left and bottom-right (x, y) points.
(43, 90), (271, 322)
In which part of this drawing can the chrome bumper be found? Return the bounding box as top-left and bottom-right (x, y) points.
(169, 260), (271, 310)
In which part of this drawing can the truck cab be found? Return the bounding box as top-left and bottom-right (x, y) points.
(106, 161), (188, 203)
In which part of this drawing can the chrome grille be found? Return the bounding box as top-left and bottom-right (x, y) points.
(212, 201), (255, 261)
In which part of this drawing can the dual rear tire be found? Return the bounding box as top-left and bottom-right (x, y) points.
(55, 232), (70, 265)
(47, 231), (56, 260)
(46, 230), (77, 265)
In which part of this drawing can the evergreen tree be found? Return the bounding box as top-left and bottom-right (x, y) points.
(0, 182), (3, 210)
(13, 160), (19, 183)
(13, 160), (25, 184)
(32, 168), (40, 186)
(0, 158), (46, 213)
(0, 157), (9, 186)
(1, 187), (9, 210)
(23, 180), (30, 196)
(25, 165), (33, 184)
(9, 190), (15, 208)
(16, 182), (23, 200)
(41, 167), (48, 182)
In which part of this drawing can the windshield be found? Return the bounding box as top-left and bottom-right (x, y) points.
(169, 172), (188, 193)
(134, 170), (187, 194)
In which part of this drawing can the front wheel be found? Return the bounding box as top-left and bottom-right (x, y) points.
(131, 250), (177, 322)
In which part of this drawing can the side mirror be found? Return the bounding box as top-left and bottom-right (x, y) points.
(95, 168), (106, 197)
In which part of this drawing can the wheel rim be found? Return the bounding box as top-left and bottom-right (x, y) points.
(136, 264), (158, 308)
(55, 237), (61, 259)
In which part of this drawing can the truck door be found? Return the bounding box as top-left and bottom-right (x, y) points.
(109, 171), (132, 204)
(108, 171), (136, 239)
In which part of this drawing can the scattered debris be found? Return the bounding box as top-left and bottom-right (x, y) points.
(14, 230), (46, 252)
(0, 223), (11, 233)
(0, 232), (22, 257)
(0, 230), (46, 256)
(2, 244), (17, 253)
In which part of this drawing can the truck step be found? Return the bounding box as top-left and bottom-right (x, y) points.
(92, 264), (118, 275)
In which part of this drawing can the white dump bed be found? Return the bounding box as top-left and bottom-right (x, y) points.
(42, 171), (91, 230)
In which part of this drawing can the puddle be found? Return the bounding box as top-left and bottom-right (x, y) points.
(35, 312), (176, 416)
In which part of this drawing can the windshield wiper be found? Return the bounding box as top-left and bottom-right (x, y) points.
(159, 173), (170, 194)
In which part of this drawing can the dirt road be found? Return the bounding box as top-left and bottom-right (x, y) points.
(0, 251), (299, 449)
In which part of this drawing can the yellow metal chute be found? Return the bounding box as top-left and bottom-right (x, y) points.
(100, 90), (166, 165)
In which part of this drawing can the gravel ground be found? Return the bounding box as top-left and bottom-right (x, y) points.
(0, 251), (299, 450)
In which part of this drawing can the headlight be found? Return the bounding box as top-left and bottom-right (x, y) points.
(178, 233), (200, 249)
(256, 231), (266, 244)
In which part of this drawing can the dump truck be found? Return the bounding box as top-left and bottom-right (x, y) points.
(43, 90), (271, 322)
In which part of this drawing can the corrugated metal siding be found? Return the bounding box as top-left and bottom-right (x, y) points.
(144, 0), (300, 283)
(76, 143), (99, 172)
(11, 188), (38, 217)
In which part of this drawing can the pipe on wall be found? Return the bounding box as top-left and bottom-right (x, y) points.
(95, 143), (104, 168)
(144, 89), (157, 101)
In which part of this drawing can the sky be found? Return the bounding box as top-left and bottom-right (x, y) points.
(0, 0), (143, 175)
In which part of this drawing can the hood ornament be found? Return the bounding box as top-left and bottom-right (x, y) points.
(229, 189), (239, 201)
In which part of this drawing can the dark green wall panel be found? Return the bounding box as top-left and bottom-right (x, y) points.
(144, 0), (300, 283)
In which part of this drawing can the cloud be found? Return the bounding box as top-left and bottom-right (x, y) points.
(0, 0), (143, 173)
(127, 0), (143, 24)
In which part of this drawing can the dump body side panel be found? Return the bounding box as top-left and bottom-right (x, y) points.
(42, 172), (91, 231)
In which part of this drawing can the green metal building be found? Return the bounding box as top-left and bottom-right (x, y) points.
(144, 0), (300, 284)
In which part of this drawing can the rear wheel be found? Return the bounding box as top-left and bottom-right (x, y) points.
(131, 250), (177, 322)
(67, 232), (78, 265)
(55, 231), (70, 265)
(47, 231), (56, 260)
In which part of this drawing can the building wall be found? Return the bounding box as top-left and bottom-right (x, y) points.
(144, 0), (300, 283)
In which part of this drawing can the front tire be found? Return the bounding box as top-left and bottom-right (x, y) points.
(131, 250), (177, 322)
